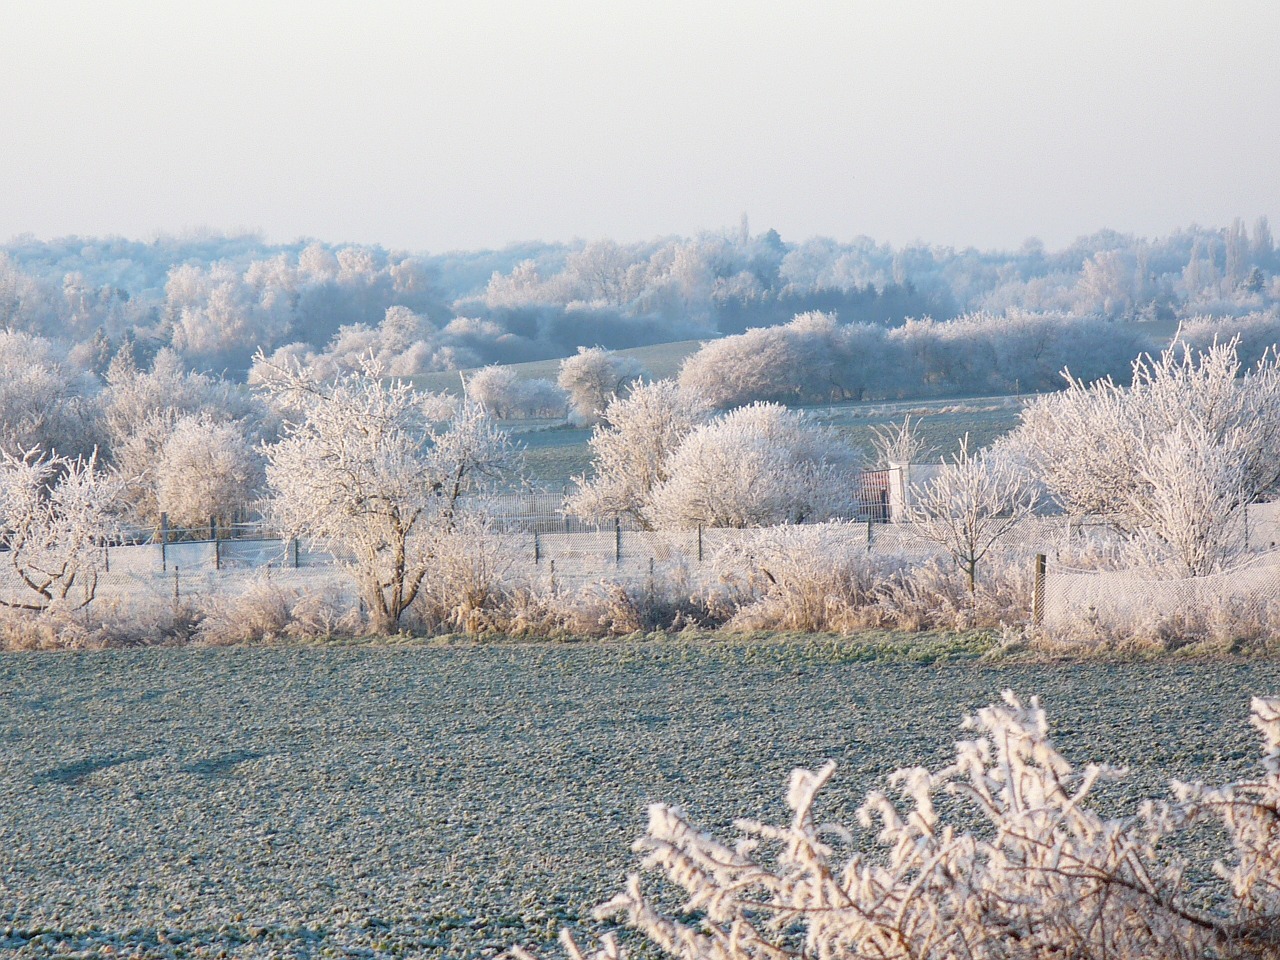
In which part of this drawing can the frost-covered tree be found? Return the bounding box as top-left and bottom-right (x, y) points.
(557, 347), (645, 426)
(644, 402), (862, 529)
(0, 330), (98, 458)
(0, 449), (121, 611)
(678, 312), (885, 408)
(154, 415), (261, 531)
(566, 380), (710, 528)
(259, 357), (514, 633)
(908, 436), (1040, 592)
(102, 348), (269, 527)
(0, 255), (63, 334)
(1004, 339), (1280, 575)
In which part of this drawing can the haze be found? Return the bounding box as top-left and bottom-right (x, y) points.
(4, 0), (1277, 251)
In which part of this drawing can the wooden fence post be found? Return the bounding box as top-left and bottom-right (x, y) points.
(1032, 553), (1047, 625)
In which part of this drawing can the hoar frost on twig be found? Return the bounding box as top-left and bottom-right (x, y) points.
(515, 692), (1280, 960)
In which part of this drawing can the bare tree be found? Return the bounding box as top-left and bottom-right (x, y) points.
(908, 436), (1040, 593)
(258, 356), (514, 633)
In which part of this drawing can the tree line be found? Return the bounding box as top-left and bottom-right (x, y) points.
(1, 215), (1277, 378)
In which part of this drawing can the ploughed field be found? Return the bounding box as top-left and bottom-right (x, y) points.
(1, 642), (1277, 958)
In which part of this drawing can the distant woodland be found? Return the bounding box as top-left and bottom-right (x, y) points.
(2, 216), (1276, 379)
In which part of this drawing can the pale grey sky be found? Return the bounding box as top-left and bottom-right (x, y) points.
(4, 0), (1277, 251)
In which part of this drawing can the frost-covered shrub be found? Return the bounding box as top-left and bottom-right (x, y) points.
(194, 574), (361, 645)
(644, 403), (862, 529)
(869, 414), (925, 467)
(194, 577), (300, 646)
(1004, 339), (1280, 577)
(677, 312), (884, 407)
(712, 523), (888, 632)
(516, 692), (1280, 960)
(467, 365), (568, 419)
(502, 569), (718, 639)
(714, 524), (1032, 634)
(409, 520), (522, 636)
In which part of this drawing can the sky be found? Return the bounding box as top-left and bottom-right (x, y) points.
(4, 0), (1278, 253)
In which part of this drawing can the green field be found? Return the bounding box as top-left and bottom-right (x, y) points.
(408, 339), (706, 396)
(1, 641), (1275, 958)
(511, 394), (1029, 487)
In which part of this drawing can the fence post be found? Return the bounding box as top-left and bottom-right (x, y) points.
(214, 537), (221, 571)
(534, 531), (540, 564)
(615, 517), (621, 565)
(1032, 553), (1047, 625)
(867, 518), (874, 554)
(292, 538), (300, 568)
(173, 566), (180, 613)
(160, 512), (169, 572)
(697, 524), (703, 563)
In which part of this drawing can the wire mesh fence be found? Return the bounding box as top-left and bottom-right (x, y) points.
(1041, 551), (1280, 637)
(0, 513), (1069, 623)
(23, 492), (1280, 639)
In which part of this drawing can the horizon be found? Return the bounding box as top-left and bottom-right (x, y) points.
(4, 211), (1272, 259)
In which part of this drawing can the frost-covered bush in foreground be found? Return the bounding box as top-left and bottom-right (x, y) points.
(515, 691), (1280, 960)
